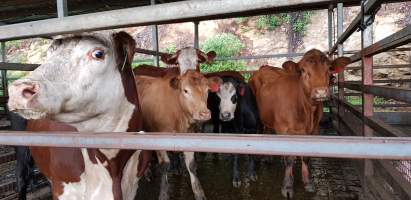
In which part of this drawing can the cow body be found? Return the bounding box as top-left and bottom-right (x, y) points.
(8, 32), (147, 200)
(136, 70), (221, 200)
(250, 49), (350, 198)
(206, 71), (259, 187)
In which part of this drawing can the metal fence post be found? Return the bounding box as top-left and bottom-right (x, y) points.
(151, 0), (160, 67)
(57, 0), (68, 18)
(0, 42), (7, 115)
(194, 21), (199, 49)
(337, 3), (345, 132)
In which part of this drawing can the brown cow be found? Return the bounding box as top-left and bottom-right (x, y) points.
(249, 49), (350, 198)
(136, 70), (221, 200)
(8, 32), (148, 200)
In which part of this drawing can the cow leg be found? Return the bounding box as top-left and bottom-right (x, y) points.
(184, 152), (206, 200)
(157, 151), (170, 200)
(232, 154), (241, 188)
(281, 156), (295, 199)
(247, 155), (257, 182)
(15, 147), (31, 200)
(301, 157), (315, 192)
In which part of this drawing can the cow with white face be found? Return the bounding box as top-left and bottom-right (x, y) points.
(8, 31), (147, 200)
(206, 72), (260, 188)
(161, 47), (216, 74)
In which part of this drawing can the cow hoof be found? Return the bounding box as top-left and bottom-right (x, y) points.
(304, 183), (315, 193)
(281, 186), (294, 199)
(232, 180), (241, 188)
(248, 172), (258, 182)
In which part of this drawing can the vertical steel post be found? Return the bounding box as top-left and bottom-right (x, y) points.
(0, 42), (7, 115)
(151, 0), (160, 67)
(328, 5), (334, 52)
(194, 21), (199, 49)
(361, 8), (374, 180)
(337, 3), (345, 130)
(57, 0), (68, 18)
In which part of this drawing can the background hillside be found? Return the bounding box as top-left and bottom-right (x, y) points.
(4, 2), (411, 82)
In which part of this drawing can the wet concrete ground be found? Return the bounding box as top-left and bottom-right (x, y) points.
(136, 154), (364, 200)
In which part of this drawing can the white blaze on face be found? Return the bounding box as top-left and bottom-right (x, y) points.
(217, 82), (237, 121)
(177, 48), (199, 74)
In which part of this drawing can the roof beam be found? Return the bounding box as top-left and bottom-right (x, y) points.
(0, 0), (362, 41)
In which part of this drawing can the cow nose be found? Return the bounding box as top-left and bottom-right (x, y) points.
(19, 82), (39, 99)
(220, 112), (232, 121)
(312, 87), (329, 101)
(199, 110), (211, 120)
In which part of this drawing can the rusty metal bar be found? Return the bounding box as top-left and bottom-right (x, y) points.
(1, 132), (411, 159)
(331, 95), (408, 137)
(329, 0), (381, 55)
(350, 25), (411, 62)
(346, 64), (411, 70)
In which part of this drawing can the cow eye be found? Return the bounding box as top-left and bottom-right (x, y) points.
(183, 89), (188, 94)
(91, 49), (105, 60)
(231, 95), (237, 104)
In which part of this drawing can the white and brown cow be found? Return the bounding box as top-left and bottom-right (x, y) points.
(133, 47), (216, 77)
(8, 31), (147, 200)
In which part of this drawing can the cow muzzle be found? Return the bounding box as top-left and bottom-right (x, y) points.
(194, 109), (211, 122)
(311, 87), (329, 102)
(220, 112), (233, 121)
(8, 80), (45, 119)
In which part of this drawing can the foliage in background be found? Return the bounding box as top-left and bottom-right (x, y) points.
(254, 12), (312, 33)
(165, 44), (177, 54)
(256, 15), (281, 30)
(200, 33), (247, 77)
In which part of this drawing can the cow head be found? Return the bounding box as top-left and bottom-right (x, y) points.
(216, 78), (244, 121)
(285, 49), (350, 101)
(169, 70), (222, 122)
(8, 31), (139, 127)
(161, 47), (216, 74)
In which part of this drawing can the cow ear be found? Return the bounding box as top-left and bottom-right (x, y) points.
(331, 57), (351, 74)
(282, 61), (299, 73)
(239, 86), (245, 96)
(206, 51), (216, 63)
(161, 51), (179, 65)
(113, 31), (136, 65)
(207, 76), (222, 93)
(169, 76), (181, 89)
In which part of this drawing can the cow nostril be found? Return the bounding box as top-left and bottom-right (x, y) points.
(21, 85), (38, 99)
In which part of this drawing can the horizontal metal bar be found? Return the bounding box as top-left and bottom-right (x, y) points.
(0, 0), (364, 41)
(214, 52), (304, 61)
(332, 95), (408, 137)
(346, 64), (411, 70)
(346, 79), (411, 84)
(135, 48), (167, 57)
(329, 0), (381, 54)
(350, 25), (411, 62)
(0, 132), (411, 159)
(0, 62), (39, 71)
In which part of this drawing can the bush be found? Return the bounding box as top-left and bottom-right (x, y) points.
(200, 33), (246, 76)
(201, 33), (244, 57)
(256, 15), (281, 30)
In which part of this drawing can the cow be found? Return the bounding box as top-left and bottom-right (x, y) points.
(136, 70), (222, 200)
(7, 31), (149, 200)
(206, 71), (259, 188)
(249, 49), (350, 198)
(133, 47), (216, 77)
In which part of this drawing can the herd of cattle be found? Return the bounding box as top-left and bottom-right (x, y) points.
(6, 31), (350, 200)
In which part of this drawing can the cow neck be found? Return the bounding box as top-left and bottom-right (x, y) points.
(118, 60), (143, 132)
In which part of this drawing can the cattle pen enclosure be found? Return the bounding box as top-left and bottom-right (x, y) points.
(0, 0), (411, 199)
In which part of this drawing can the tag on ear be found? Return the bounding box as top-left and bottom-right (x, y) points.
(332, 66), (345, 74)
(209, 83), (220, 93)
(239, 87), (245, 96)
